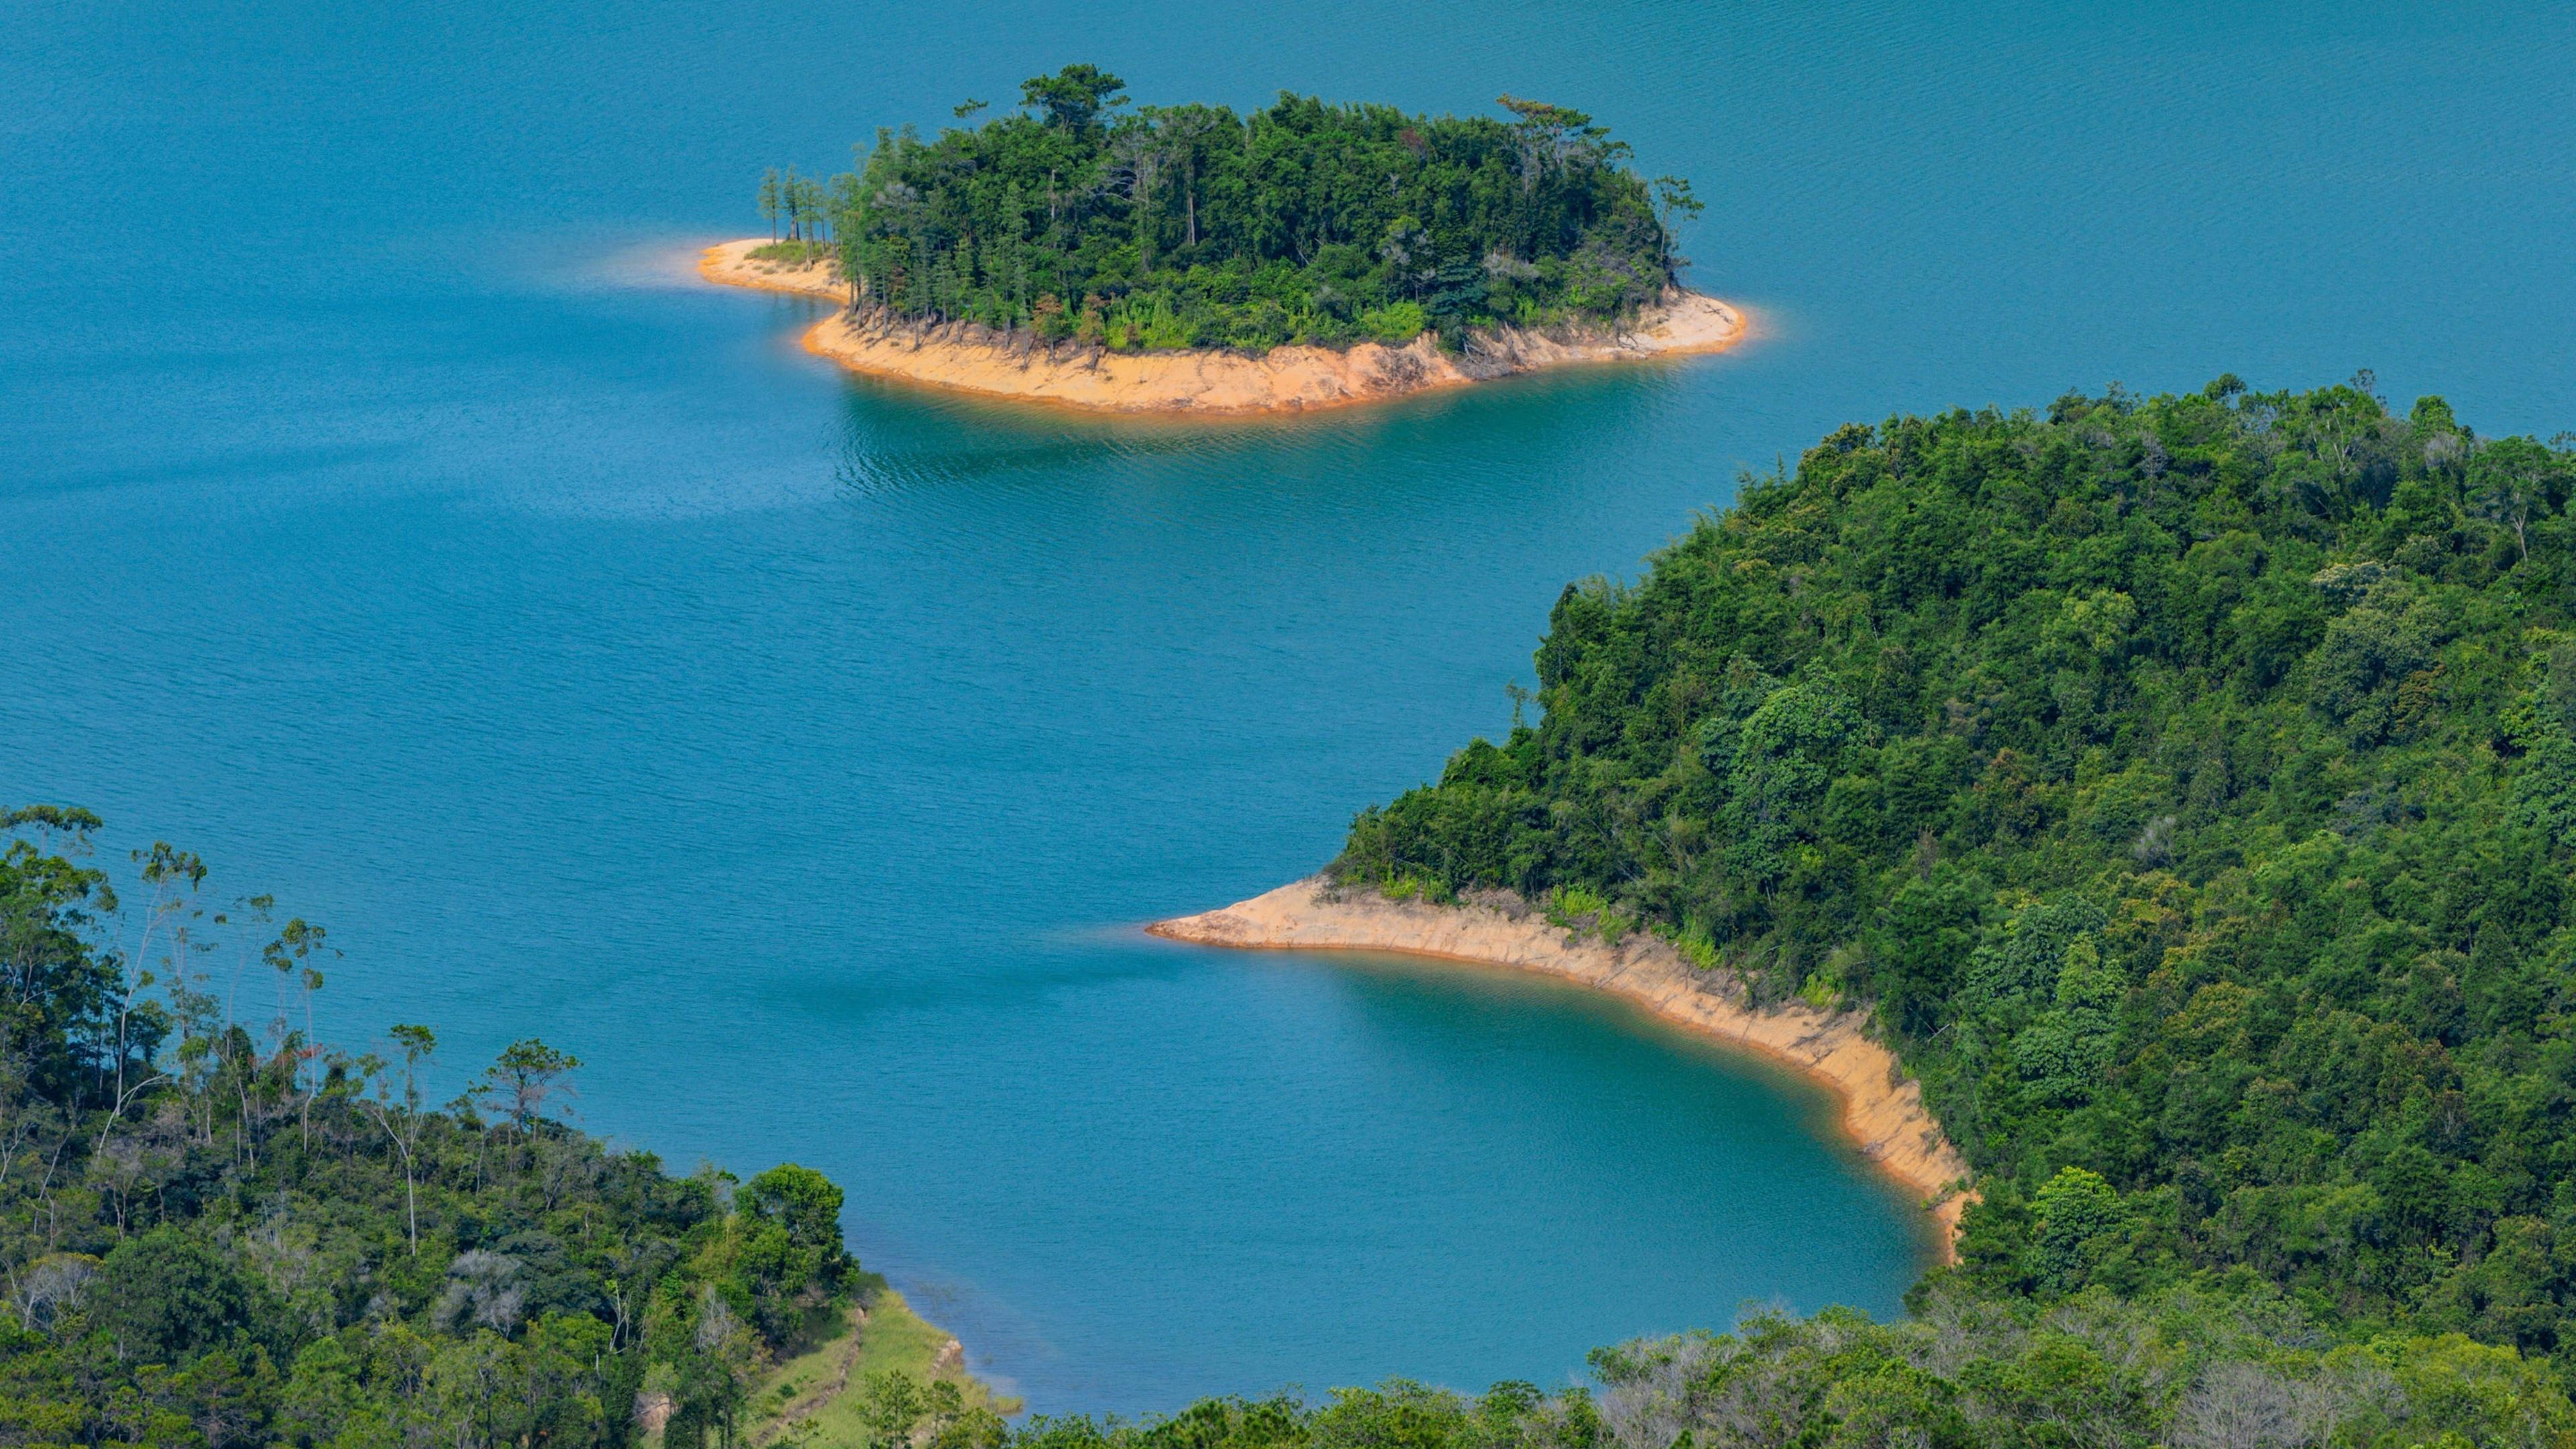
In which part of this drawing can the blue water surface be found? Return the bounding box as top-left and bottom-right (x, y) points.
(5, 0), (2571, 1412)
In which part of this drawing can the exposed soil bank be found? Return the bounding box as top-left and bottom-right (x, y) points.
(1148, 878), (1971, 1259)
(698, 240), (1746, 414)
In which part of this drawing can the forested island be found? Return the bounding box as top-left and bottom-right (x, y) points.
(699, 67), (1741, 411)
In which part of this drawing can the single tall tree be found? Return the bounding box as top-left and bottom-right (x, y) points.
(1020, 63), (1126, 135)
(262, 916), (333, 1148)
(1650, 174), (1703, 270)
(98, 841), (203, 1156)
(358, 1023), (436, 1251)
(480, 1038), (580, 1135)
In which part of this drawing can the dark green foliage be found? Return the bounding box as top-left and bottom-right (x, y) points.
(740, 1165), (849, 1282)
(1338, 380), (2576, 1346)
(809, 67), (1684, 351)
(0, 814), (859, 1446)
(93, 1230), (252, 1363)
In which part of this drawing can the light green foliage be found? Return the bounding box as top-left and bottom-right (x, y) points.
(790, 66), (1680, 353)
(1336, 380), (2576, 1348)
(751, 1289), (1012, 1448)
(1670, 924), (1721, 971)
(859, 1368), (927, 1449)
(1587, 1294), (2576, 1449)
(1544, 887), (1631, 944)
(751, 240), (836, 266)
(1548, 886), (1611, 926)
(920, 1293), (2576, 1449)
(1358, 301), (1431, 346)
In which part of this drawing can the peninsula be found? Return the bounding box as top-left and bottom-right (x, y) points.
(1192, 380), (2576, 1366)
(700, 67), (1743, 412)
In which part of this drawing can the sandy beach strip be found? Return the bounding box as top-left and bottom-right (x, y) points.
(1148, 877), (1973, 1260)
(696, 239), (1748, 415)
(700, 239), (849, 302)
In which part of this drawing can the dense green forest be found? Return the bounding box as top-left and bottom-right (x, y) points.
(0, 809), (871, 1446)
(1340, 378), (2576, 1358)
(759, 65), (1698, 353)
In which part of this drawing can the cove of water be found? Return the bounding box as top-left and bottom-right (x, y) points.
(6, 0), (2571, 1413)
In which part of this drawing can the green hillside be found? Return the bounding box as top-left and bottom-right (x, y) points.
(1341, 376), (2576, 1349)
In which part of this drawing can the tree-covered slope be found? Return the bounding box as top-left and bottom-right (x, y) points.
(765, 66), (1697, 354)
(1339, 378), (2576, 1346)
(0, 811), (906, 1447)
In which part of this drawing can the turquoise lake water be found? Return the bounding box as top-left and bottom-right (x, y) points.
(6, 0), (2573, 1412)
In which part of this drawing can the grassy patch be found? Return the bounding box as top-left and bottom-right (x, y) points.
(749, 240), (835, 266)
(748, 1288), (1018, 1448)
(1544, 885), (1628, 943)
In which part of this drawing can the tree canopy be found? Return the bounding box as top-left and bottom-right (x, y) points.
(766, 66), (1690, 354)
(0, 815), (861, 1446)
(1339, 377), (2576, 1357)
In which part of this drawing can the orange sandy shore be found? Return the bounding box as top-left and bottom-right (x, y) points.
(1148, 878), (1973, 1260)
(697, 239), (1748, 415)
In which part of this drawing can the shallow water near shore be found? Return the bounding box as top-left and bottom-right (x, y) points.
(6, 0), (2573, 1413)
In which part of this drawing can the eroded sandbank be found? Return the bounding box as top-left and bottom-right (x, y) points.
(697, 239), (1746, 414)
(1148, 877), (1971, 1258)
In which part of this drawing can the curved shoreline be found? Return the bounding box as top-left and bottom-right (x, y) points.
(697, 240), (1748, 415)
(1147, 877), (1972, 1260)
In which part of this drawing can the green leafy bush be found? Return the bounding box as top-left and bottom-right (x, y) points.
(1358, 301), (1430, 345)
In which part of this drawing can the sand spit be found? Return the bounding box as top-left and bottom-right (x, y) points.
(697, 239), (1746, 414)
(1148, 878), (1973, 1258)
(701, 239), (852, 303)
